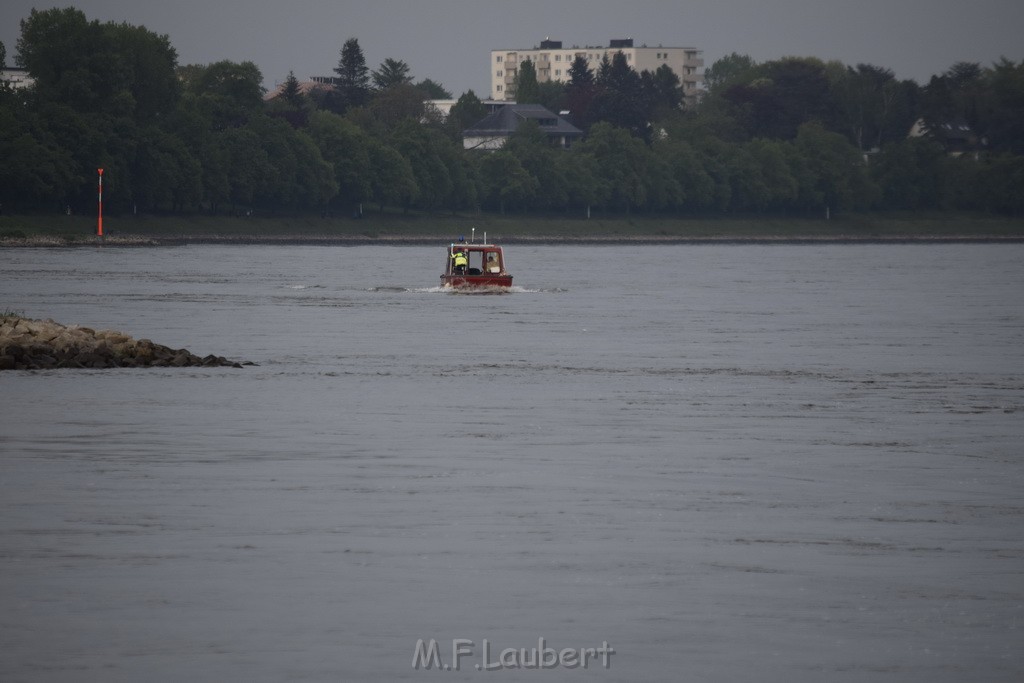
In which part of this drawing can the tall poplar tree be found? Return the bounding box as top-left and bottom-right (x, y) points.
(565, 55), (597, 130)
(514, 59), (540, 104)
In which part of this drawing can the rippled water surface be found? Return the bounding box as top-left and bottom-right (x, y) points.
(2, 243), (1023, 682)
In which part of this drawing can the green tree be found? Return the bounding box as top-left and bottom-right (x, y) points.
(265, 70), (313, 128)
(919, 61), (987, 139)
(17, 8), (179, 122)
(745, 138), (799, 210)
(365, 82), (426, 131)
(793, 121), (877, 212)
(109, 21), (181, 121)
(478, 151), (537, 213)
(367, 141), (418, 211)
(446, 90), (487, 136)
(590, 52), (647, 139)
(372, 58), (413, 90)
(974, 154), (1024, 214)
(703, 53), (759, 94)
(281, 70), (303, 107)
(643, 64), (683, 117)
(0, 102), (79, 210)
(514, 59), (540, 104)
(870, 137), (946, 210)
(184, 60), (265, 129)
(390, 121), (454, 210)
(17, 8), (105, 112)
(307, 110), (373, 210)
(217, 126), (273, 212)
(536, 81), (567, 113)
(291, 128), (340, 208)
(576, 122), (652, 212)
(565, 55), (597, 131)
(131, 126), (202, 211)
(559, 149), (605, 216)
(652, 137), (715, 211)
(505, 121), (569, 210)
(829, 63), (917, 151)
(333, 38), (370, 112)
(414, 78), (452, 99)
(723, 57), (833, 140)
(983, 58), (1024, 154)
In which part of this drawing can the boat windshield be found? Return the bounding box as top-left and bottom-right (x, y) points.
(446, 247), (503, 275)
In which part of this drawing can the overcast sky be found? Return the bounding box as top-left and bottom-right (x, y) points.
(3, 0), (1022, 94)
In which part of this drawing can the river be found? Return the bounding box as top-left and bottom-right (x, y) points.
(1, 243), (1022, 681)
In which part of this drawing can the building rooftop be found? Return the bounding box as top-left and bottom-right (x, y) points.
(463, 104), (582, 139)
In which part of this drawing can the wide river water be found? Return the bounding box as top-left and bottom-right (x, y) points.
(1, 242), (1022, 682)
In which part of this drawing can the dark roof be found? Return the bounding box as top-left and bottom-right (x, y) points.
(932, 120), (975, 141)
(463, 104), (583, 138)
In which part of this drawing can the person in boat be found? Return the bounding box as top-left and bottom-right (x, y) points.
(485, 252), (500, 273)
(451, 249), (468, 274)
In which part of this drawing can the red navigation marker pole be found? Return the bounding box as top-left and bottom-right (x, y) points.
(97, 168), (104, 237)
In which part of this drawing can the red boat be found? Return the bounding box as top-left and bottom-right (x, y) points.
(441, 242), (513, 290)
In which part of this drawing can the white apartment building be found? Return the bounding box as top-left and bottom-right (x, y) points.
(490, 38), (702, 103)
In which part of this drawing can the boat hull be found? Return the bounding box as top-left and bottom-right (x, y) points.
(441, 274), (513, 289)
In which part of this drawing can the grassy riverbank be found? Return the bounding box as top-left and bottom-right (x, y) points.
(2, 210), (1023, 244)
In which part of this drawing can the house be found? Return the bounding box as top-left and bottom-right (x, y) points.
(0, 67), (34, 90)
(908, 118), (983, 157)
(423, 98), (507, 120)
(462, 103), (583, 150)
(263, 76), (336, 101)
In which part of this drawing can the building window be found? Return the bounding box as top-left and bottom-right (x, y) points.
(496, 70), (502, 77)
(496, 85), (502, 92)
(555, 54), (561, 62)
(555, 69), (561, 76)
(496, 56), (502, 63)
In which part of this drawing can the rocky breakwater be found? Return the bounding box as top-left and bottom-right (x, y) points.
(0, 316), (251, 370)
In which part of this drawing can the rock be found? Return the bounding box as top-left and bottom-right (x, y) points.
(1, 343), (25, 359)
(33, 354), (58, 368)
(0, 316), (252, 371)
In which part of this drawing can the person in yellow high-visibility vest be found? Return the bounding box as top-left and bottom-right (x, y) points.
(451, 249), (468, 274)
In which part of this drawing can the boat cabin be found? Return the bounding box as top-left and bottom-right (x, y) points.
(442, 243), (513, 289)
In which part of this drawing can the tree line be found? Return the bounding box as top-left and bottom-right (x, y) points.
(1, 7), (1023, 219)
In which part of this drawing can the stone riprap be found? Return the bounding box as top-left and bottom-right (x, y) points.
(0, 317), (250, 370)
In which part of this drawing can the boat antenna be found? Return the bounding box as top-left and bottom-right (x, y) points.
(471, 227), (476, 244)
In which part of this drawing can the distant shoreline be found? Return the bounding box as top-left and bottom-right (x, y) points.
(4, 234), (1024, 248)
(3, 211), (1024, 247)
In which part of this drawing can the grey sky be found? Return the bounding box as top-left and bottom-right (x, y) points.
(3, 0), (1022, 95)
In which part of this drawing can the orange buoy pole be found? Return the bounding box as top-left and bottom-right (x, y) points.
(97, 168), (104, 237)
